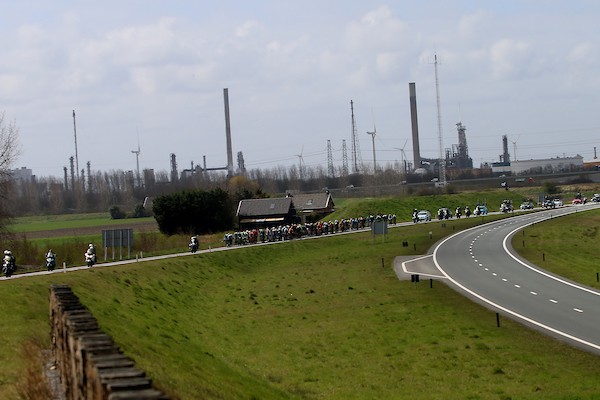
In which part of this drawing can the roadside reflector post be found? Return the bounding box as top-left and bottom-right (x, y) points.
(496, 312), (501, 327)
(429, 231), (432, 239)
(381, 257), (384, 268)
(596, 272), (599, 283)
(63, 262), (66, 273)
(522, 240), (525, 247)
(542, 253), (545, 261)
(430, 278), (433, 288)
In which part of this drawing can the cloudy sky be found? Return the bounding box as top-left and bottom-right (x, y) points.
(2, 1), (599, 178)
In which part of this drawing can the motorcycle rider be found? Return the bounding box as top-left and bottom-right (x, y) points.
(46, 249), (56, 271)
(189, 236), (199, 252)
(85, 243), (96, 267)
(3, 250), (16, 276)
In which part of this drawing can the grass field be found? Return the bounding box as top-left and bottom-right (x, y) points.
(513, 207), (600, 289)
(2, 209), (600, 399)
(7, 213), (156, 233)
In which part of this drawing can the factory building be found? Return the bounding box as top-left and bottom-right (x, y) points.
(492, 155), (584, 175)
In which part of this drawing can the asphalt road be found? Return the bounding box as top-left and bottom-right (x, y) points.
(433, 203), (600, 354)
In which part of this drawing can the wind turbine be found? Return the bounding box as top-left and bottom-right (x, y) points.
(131, 142), (141, 187)
(511, 135), (521, 161)
(367, 123), (377, 173)
(295, 146), (305, 180)
(393, 138), (409, 176)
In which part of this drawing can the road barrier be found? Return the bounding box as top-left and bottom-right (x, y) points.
(50, 284), (169, 399)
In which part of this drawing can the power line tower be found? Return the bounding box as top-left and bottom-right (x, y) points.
(327, 140), (334, 177)
(237, 151), (246, 174)
(350, 100), (362, 174)
(433, 53), (446, 185)
(86, 161), (92, 192)
(342, 139), (349, 176)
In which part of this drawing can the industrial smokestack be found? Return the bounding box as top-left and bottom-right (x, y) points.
(409, 83), (421, 170)
(502, 134), (510, 164)
(223, 88), (234, 177)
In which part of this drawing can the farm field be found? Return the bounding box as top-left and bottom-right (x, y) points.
(2, 200), (600, 398)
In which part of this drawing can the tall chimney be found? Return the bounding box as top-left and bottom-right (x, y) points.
(223, 88), (234, 177)
(409, 82), (421, 170)
(502, 134), (510, 164)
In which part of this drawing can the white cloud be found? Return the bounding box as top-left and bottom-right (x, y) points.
(489, 38), (531, 79)
(458, 10), (489, 37)
(3, 1), (600, 176)
(235, 20), (264, 38)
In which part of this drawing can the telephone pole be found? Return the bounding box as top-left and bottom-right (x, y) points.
(72, 110), (79, 179)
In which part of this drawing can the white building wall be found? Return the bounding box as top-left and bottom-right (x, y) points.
(491, 156), (584, 175)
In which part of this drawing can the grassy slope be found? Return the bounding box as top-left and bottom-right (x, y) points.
(513, 207), (600, 289)
(3, 215), (600, 399)
(325, 189), (529, 221)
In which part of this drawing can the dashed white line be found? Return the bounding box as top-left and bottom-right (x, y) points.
(530, 291), (538, 295)
(514, 284), (521, 288)
(549, 299), (558, 304)
(502, 278), (507, 282)
(574, 308), (583, 313)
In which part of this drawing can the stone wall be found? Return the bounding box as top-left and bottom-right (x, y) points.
(49, 284), (170, 400)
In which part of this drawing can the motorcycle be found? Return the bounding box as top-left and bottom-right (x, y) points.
(189, 237), (199, 253)
(46, 254), (56, 271)
(2, 255), (15, 278)
(85, 252), (96, 267)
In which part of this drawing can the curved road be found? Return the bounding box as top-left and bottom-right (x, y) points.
(433, 203), (600, 354)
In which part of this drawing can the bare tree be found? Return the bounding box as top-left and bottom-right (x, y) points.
(0, 112), (20, 230)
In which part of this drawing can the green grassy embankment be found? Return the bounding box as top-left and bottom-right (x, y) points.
(2, 212), (600, 399)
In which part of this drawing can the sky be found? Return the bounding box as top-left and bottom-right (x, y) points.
(2, 1), (600, 179)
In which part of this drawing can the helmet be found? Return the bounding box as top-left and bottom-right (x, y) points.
(3, 250), (9, 255)
(89, 243), (93, 248)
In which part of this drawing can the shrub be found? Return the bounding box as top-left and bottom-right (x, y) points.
(109, 206), (126, 219)
(152, 188), (234, 235)
(543, 181), (561, 195)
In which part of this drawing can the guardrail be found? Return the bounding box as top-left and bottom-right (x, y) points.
(49, 284), (169, 399)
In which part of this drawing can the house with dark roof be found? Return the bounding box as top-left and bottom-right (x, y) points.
(236, 197), (298, 229)
(288, 192), (335, 222)
(236, 192), (335, 228)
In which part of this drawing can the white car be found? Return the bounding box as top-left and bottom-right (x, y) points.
(552, 199), (563, 207)
(416, 210), (432, 222)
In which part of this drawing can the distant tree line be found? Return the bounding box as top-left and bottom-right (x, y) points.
(0, 112), (20, 233)
(7, 161), (420, 217)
